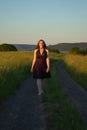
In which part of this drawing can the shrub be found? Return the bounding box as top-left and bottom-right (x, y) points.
(48, 47), (60, 53)
(80, 49), (87, 55)
(69, 47), (80, 54)
(0, 43), (17, 51)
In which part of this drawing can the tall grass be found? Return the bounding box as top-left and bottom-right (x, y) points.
(0, 51), (33, 105)
(63, 54), (87, 90)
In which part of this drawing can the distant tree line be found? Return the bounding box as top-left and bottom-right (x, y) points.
(0, 43), (17, 51)
(69, 47), (87, 55)
(47, 47), (60, 53)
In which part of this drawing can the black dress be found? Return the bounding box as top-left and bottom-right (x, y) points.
(33, 49), (51, 79)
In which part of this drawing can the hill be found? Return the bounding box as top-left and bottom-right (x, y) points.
(49, 42), (87, 52)
(14, 44), (36, 51)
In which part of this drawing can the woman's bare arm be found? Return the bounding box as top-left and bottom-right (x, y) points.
(31, 49), (37, 72)
(46, 49), (50, 72)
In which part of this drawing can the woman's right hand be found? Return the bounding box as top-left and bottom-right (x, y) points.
(30, 68), (33, 72)
(46, 67), (49, 73)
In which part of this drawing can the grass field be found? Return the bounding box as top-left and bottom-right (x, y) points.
(0, 51), (33, 105)
(63, 54), (87, 90)
(0, 51), (87, 129)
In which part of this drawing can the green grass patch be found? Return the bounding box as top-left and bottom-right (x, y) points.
(0, 64), (31, 106)
(42, 59), (87, 130)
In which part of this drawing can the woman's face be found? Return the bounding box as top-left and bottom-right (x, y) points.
(39, 41), (44, 49)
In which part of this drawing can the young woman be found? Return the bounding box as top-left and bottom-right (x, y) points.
(31, 39), (51, 95)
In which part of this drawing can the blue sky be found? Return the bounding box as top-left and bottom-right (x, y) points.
(0, 0), (87, 45)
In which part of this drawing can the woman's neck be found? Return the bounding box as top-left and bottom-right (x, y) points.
(39, 47), (44, 50)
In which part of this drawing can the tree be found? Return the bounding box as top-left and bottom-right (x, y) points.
(0, 43), (17, 51)
(69, 47), (80, 54)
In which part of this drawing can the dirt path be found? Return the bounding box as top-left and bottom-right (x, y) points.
(57, 62), (87, 125)
(0, 77), (46, 130)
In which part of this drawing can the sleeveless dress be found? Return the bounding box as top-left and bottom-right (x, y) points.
(33, 49), (51, 79)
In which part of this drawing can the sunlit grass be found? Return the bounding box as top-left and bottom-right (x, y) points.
(0, 51), (33, 105)
(0, 51), (33, 71)
(63, 54), (87, 90)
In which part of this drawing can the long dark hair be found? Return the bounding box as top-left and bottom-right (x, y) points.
(36, 39), (47, 49)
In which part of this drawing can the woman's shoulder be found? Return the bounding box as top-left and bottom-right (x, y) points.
(45, 49), (49, 54)
(34, 49), (38, 53)
(45, 49), (49, 57)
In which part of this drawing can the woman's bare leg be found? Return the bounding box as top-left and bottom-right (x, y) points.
(37, 79), (44, 95)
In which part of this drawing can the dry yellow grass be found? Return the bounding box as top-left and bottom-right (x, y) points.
(64, 54), (87, 74)
(0, 51), (34, 104)
(0, 51), (33, 73)
(63, 54), (87, 90)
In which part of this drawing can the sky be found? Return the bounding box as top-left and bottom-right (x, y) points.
(0, 0), (87, 45)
